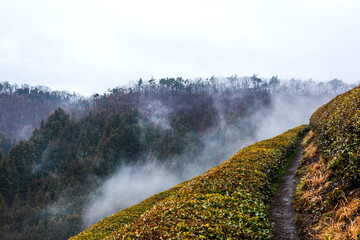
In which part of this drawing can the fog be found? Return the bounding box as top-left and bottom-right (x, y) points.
(253, 94), (334, 140)
(82, 163), (179, 226)
(82, 92), (335, 227)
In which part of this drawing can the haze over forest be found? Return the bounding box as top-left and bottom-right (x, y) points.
(0, 76), (356, 239)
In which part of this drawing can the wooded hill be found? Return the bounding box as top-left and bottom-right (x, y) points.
(0, 77), (272, 240)
(72, 85), (359, 239)
(0, 77), (355, 239)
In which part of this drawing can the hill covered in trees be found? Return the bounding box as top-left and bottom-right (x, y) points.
(72, 83), (360, 240)
(70, 85), (360, 239)
(0, 76), (355, 239)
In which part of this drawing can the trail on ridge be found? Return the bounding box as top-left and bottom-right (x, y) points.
(270, 142), (303, 239)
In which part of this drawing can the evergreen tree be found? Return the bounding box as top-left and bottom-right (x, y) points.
(0, 192), (7, 226)
(12, 192), (20, 210)
(26, 186), (32, 206)
(66, 212), (80, 237)
(47, 217), (57, 240)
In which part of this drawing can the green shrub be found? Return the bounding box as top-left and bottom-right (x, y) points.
(310, 86), (360, 186)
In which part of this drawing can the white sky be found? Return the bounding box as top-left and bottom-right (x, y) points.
(1, 0), (360, 96)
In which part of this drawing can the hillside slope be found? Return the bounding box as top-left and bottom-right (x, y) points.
(295, 86), (360, 239)
(71, 125), (308, 239)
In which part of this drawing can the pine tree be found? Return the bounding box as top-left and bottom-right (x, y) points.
(65, 212), (80, 237)
(36, 220), (46, 240)
(47, 217), (57, 240)
(35, 190), (44, 207)
(12, 192), (20, 210)
(26, 186), (32, 206)
(0, 192), (7, 226)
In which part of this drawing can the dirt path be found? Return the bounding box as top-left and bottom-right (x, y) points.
(270, 142), (302, 240)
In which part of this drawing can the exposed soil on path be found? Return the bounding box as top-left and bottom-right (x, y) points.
(270, 142), (303, 240)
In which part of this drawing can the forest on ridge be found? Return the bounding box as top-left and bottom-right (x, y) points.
(0, 76), (354, 240)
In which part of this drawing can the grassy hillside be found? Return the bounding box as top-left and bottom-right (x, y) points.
(71, 125), (308, 239)
(295, 86), (360, 239)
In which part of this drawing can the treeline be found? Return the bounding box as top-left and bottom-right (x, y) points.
(0, 77), (354, 143)
(0, 81), (79, 141)
(121, 75), (354, 96)
(0, 76), (355, 239)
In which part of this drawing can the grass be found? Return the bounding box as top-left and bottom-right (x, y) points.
(295, 85), (360, 240)
(295, 131), (360, 240)
(302, 130), (314, 147)
(318, 197), (360, 240)
(296, 160), (330, 211)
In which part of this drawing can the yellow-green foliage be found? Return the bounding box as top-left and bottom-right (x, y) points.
(310, 85), (360, 185)
(70, 182), (187, 240)
(71, 125), (307, 240)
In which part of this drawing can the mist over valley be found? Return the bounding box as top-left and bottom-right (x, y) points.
(0, 76), (354, 239)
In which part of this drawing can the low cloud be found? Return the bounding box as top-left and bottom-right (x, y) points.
(82, 93), (335, 228)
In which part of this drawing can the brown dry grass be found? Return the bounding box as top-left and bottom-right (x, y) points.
(296, 136), (360, 240)
(317, 198), (360, 240)
(302, 130), (314, 147)
(303, 141), (317, 161)
(335, 198), (360, 222)
(297, 160), (330, 211)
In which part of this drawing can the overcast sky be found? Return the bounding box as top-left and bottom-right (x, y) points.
(1, 0), (360, 96)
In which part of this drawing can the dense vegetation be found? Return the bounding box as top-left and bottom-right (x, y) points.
(0, 76), (353, 239)
(310, 86), (360, 186)
(295, 86), (360, 239)
(0, 77), (270, 239)
(72, 125), (307, 239)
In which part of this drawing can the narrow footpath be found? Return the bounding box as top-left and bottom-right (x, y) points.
(270, 142), (303, 240)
